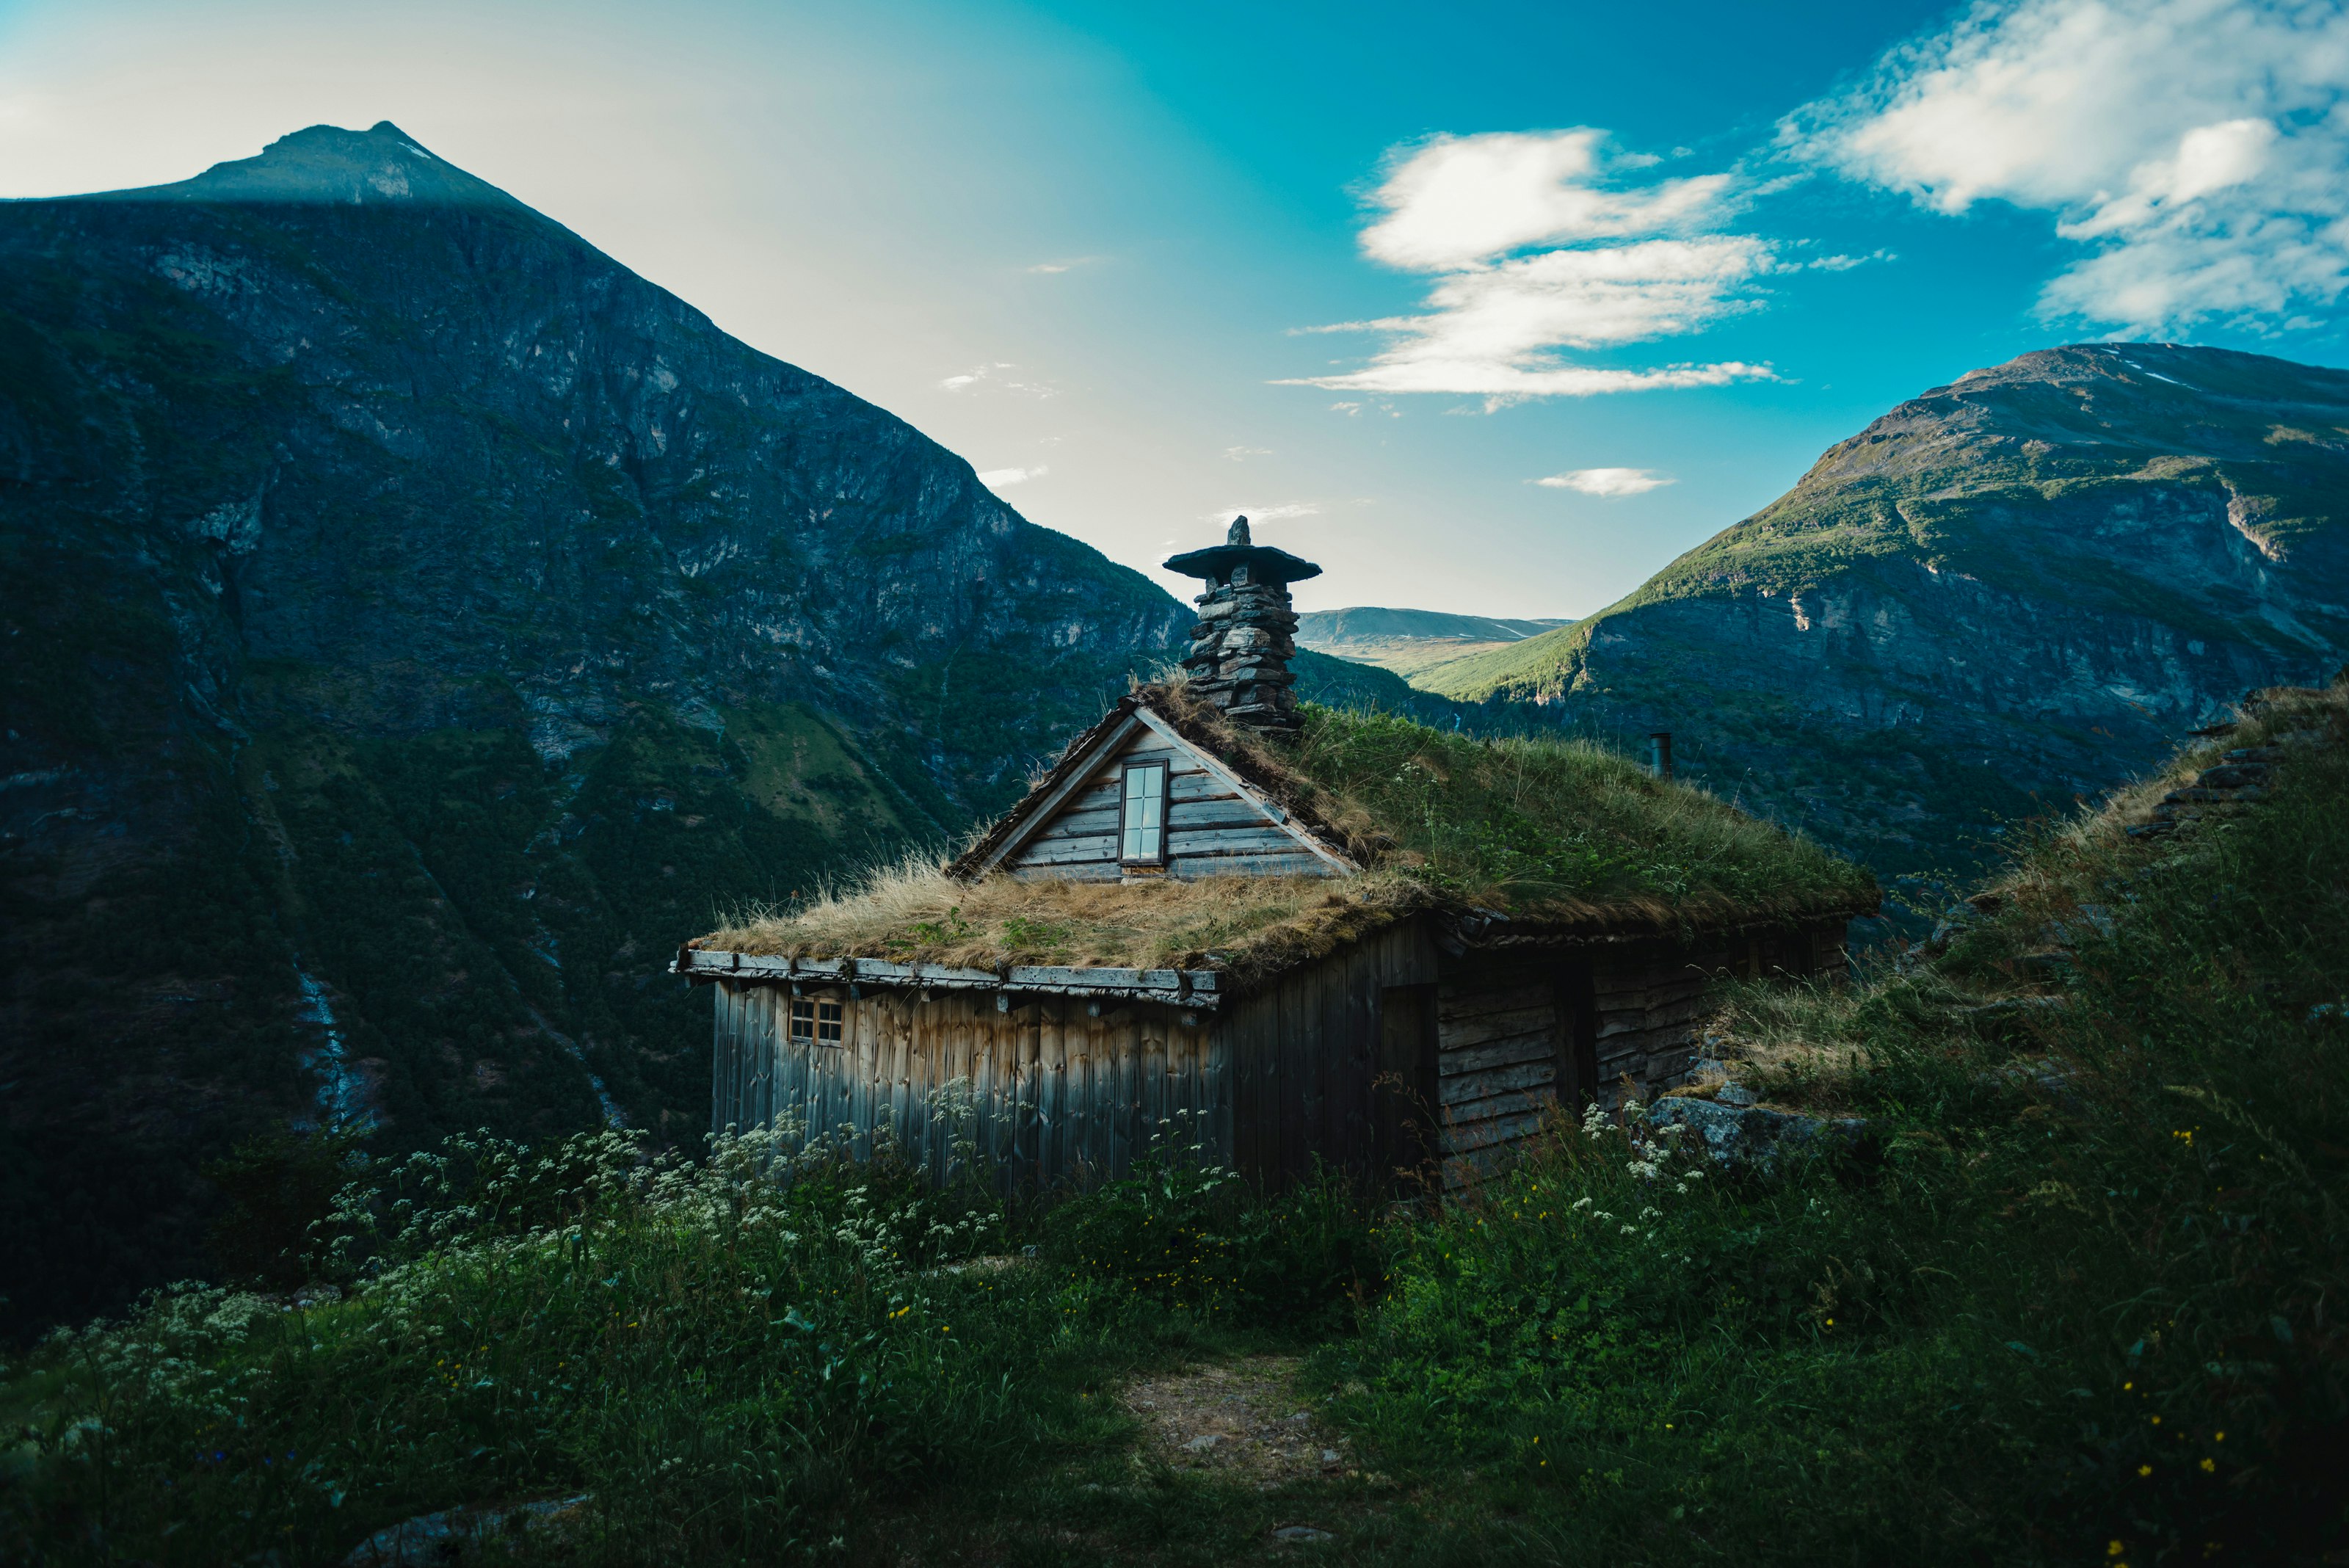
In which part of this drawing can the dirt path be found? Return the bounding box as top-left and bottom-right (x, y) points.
(1118, 1355), (1351, 1487)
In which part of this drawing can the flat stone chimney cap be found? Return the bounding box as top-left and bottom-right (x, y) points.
(1162, 515), (1321, 585)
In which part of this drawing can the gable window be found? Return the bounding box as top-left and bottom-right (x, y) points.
(1119, 760), (1169, 864)
(789, 996), (846, 1044)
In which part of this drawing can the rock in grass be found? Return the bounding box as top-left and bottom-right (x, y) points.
(343, 1495), (590, 1566)
(1274, 1525), (1336, 1542)
(1650, 1096), (1865, 1166)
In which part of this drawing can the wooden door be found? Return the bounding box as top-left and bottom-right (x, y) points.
(1373, 984), (1438, 1191)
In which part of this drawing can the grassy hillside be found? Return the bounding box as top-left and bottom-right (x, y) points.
(9, 679), (2342, 1564)
(1296, 607), (1571, 682)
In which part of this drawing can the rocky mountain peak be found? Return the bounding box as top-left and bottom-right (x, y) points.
(76, 120), (527, 211)
(1808, 343), (2349, 487)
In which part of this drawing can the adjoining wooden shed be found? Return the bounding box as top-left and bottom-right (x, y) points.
(678, 520), (1877, 1193)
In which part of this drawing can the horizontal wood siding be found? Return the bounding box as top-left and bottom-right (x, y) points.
(1219, 916), (1439, 1191)
(1434, 958), (1566, 1191)
(711, 983), (1230, 1191)
(1006, 724), (1336, 881)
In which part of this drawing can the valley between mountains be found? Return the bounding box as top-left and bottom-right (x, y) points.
(3, 120), (2345, 1340)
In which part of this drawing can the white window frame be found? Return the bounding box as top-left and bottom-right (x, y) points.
(1118, 760), (1170, 865)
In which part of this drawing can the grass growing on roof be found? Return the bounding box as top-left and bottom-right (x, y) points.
(700, 854), (1427, 981)
(702, 690), (1874, 973)
(1260, 703), (1875, 919)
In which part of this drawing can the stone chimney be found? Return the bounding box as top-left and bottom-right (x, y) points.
(1161, 516), (1322, 732)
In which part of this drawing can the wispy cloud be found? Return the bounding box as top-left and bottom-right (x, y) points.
(1026, 255), (1104, 275)
(978, 465), (1049, 487)
(1534, 467), (1675, 496)
(1223, 445), (1274, 460)
(939, 362), (1059, 397)
(1786, 0), (2349, 333)
(1281, 129), (1782, 404)
(1199, 501), (1321, 524)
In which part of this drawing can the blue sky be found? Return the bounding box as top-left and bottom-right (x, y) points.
(3, 0), (2344, 617)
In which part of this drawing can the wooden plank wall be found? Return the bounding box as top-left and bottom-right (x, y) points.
(1435, 916), (1854, 1188)
(1591, 916), (1852, 1100)
(1219, 918), (1439, 1190)
(1006, 727), (1331, 881)
(711, 914), (1850, 1197)
(711, 984), (1230, 1190)
(1434, 954), (1565, 1191)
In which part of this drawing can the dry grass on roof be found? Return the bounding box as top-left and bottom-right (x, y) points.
(1147, 678), (1876, 922)
(700, 854), (1430, 982)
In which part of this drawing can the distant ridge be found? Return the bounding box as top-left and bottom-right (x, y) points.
(1296, 606), (1572, 680)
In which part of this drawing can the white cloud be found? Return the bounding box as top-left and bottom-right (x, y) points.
(938, 362), (1059, 396)
(1285, 129), (1782, 403)
(1535, 467), (1675, 496)
(1789, 0), (2349, 333)
(1223, 445), (1274, 460)
(977, 465), (1048, 487)
(1358, 129), (1735, 270)
(1027, 255), (1103, 275)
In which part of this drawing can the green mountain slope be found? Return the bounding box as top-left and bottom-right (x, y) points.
(0, 123), (1191, 1336)
(1421, 344), (2349, 882)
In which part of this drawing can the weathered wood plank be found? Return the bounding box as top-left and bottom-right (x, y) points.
(1014, 835), (1118, 866)
(1438, 1005), (1557, 1052)
(1439, 1058), (1560, 1106)
(1442, 1108), (1547, 1155)
(1165, 825), (1311, 855)
(1166, 799), (1275, 831)
(1445, 1086), (1555, 1125)
(1170, 774), (1242, 805)
(1168, 852), (1329, 879)
(1438, 1030), (1557, 1077)
(1440, 982), (1555, 1021)
(1010, 861), (1124, 882)
(1036, 807), (1119, 838)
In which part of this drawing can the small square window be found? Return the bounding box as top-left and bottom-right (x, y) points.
(789, 996), (846, 1044)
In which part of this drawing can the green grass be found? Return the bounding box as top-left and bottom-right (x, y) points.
(1268, 703), (1876, 919)
(6, 684), (2345, 1565)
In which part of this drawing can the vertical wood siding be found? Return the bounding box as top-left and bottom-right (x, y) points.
(1004, 727), (1332, 882)
(711, 984), (1230, 1189)
(709, 913), (1848, 1197)
(1219, 918), (1440, 1190)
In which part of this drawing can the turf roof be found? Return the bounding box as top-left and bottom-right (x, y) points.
(698, 683), (1877, 980)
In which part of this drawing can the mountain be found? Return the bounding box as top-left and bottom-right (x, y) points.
(1420, 344), (2349, 889)
(0, 123), (1193, 1335)
(1295, 606), (1571, 680)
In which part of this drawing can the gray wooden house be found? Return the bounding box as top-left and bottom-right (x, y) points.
(678, 520), (1876, 1192)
